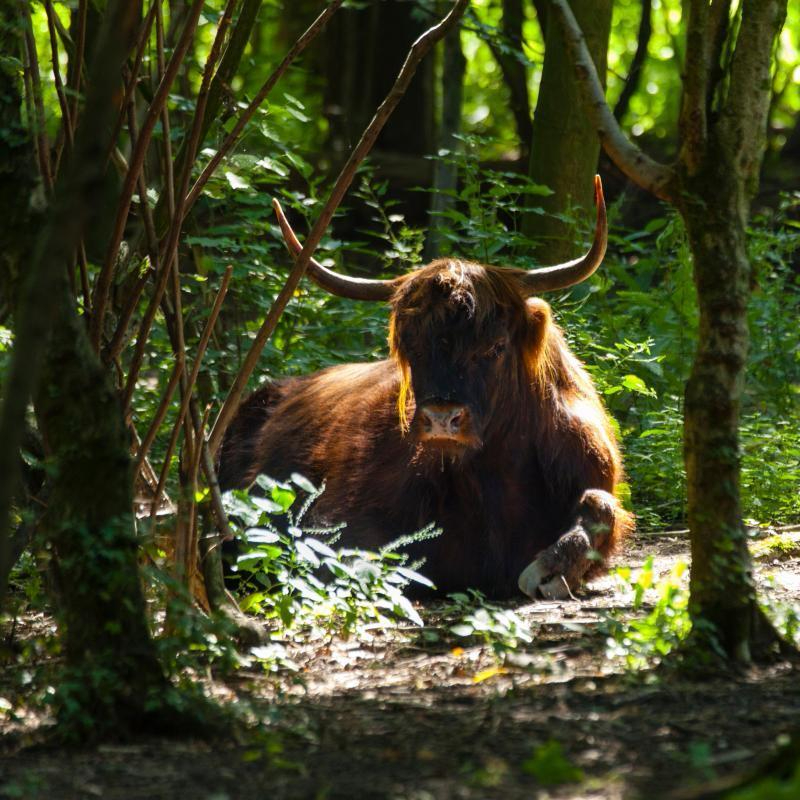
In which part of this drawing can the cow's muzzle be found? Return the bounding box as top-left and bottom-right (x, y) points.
(417, 401), (477, 448)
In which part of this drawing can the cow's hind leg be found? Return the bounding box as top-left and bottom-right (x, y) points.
(518, 489), (625, 600)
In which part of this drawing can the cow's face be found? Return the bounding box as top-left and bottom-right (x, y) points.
(390, 261), (542, 456)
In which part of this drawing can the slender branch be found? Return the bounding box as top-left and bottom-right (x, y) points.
(106, 1), (159, 167)
(121, 0), (237, 410)
(44, 0), (74, 156)
(155, 3), (176, 217)
(150, 268), (233, 519)
(69, 0), (87, 125)
(185, 0), (343, 213)
(162, 0), (263, 229)
(207, 0), (470, 457)
(613, 0), (652, 122)
(90, 0), (204, 352)
(549, 0), (677, 203)
(707, 0), (733, 113)
(21, 3), (53, 194)
(135, 359), (185, 476)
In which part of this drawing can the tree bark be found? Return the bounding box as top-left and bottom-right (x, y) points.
(549, 0), (790, 663)
(613, 0), (652, 122)
(484, 0), (532, 160)
(678, 0), (789, 663)
(426, 16), (466, 259)
(524, 0), (613, 262)
(0, 0), (203, 739)
(35, 271), (173, 737)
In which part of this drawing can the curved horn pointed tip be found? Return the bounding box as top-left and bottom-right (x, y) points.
(272, 197), (283, 215)
(594, 174), (604, 208)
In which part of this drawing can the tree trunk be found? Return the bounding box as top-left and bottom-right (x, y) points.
(677, 0), (790, 664)
(426, 16), (466, 260)
(323, 1), (435, 161)
(35, 273), (173, 737)
(484, 0), (532, 161)
(0, 0), (208, 739)
(679, 172), (762, 662)
(548, 0), (791, 664)
(613, 0), (652, 123)
(523, 0), (612, 262)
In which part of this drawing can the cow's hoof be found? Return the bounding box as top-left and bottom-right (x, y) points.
(518, 559), (574, 600)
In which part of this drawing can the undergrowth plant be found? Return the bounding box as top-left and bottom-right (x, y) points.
(223, 474), (438, 642)
(602, 556), (691, 669)
(446, 590), (533, 655)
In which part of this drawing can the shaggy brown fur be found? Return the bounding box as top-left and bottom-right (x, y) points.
(218, 259), (633, 598)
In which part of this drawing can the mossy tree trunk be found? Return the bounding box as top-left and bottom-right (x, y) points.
(675, 0), (790, 663)
(550, 0), (790, 664)
(524, 0), (612, 262)
(0, 1), (188, 739)
(35, 271), (172, 736)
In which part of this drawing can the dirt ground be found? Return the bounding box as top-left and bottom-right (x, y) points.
(2, 531), (800, 800)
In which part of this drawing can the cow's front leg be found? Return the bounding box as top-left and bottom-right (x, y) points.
(518, 489), (616, 600)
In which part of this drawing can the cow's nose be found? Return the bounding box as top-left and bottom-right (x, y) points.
(419, 403), (468, 438)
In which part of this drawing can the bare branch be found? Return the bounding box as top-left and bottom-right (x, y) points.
(121, 0), (237, 409)
(90, 0), (204, 352)
(614, 0), (652, 122)
(21, 3), (53, 193)
(135, 358), (185, 476)
(44, 0), (74, 156)
(106, 2), (159, 169)
(155, 3), (176, 218)
(707, 0), (733, 112)
(69, 0), (88, 124)
(207, 0), (470, 457)
(150, 268), (233, 521)
(549, 0), (677, 203)
(185, 0), (344, 213)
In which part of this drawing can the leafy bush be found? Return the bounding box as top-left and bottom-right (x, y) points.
(602, 556), (691, 669)
(223, 474), (438, 640)
(446, 590), (533, 655)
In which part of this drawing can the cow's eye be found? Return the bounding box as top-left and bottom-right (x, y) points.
(486, 339), (507, 359)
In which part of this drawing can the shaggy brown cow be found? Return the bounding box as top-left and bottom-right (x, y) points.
(218, 177), (633, 599)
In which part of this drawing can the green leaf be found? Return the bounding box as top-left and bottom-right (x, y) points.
(521, 740), (584, 786)
(225, 171), (250, 190)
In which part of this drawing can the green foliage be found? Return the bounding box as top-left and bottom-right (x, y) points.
(726, 763), (800, 800)
(224, 475), (437, 642)
(602, 556), (691, 669)
(446, 590), (533, 655)
(521, 740), (584, 786)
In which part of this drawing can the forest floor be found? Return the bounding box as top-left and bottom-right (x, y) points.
(2, 530), (800, 800)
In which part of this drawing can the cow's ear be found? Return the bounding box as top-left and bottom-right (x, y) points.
(525, 297), (551, 327)
(524, 298), (553, 379)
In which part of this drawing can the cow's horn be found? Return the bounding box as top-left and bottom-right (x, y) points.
(272, 199), (397, 302)
(518, 175), (607, 294)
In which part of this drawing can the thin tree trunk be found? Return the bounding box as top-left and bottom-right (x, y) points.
(35, 271), (173, 736)
(677, 0), (790, 664)
(523, 0), (612, 262)
(426, 16), (466, 259)
(613, 0), (652, 122)
(484, 0), (532, 160)
(547, 0), (790, 664)
(679, 174), (760, 661)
